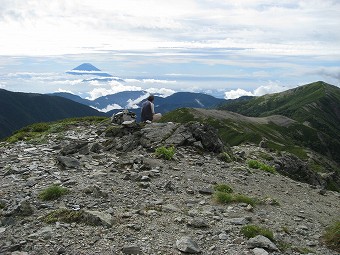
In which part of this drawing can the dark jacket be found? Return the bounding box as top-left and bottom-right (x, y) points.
(141, 100), (153, 122)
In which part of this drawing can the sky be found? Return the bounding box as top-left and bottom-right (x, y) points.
(0, 0), (339, 100)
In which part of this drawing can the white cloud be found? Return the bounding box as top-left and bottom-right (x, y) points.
(254, 82), (287, 96)
(86, 81), (142, 100)
(92, 103), (123, 112)
(224, 82), (288, 99)
(224, 88), (254, 100)
(0, 0), (339, 56)
(146, 87), (175, 97)
(55, 88), (74, 94)
(126, 94), (149, 109)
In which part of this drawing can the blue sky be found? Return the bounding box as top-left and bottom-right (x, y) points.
(0, 0), (339, 99)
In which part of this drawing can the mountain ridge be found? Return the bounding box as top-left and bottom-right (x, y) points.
(0, 89), (105, 139)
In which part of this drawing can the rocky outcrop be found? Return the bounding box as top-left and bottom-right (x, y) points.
(0, 120), (339, 255)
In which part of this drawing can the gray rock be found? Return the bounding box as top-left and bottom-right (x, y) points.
(252, 247), (269, 255)
(28, 226), (53, 240)
(57, 156), (80, 169)
(60, 142), (89, 155)
(176, 236), (201, 253)
(122, 245), (142, 254)
(187, 217), (209, 228)
(247, 235), (279, 251)
(6, 200), (34, 217)
(198, 187), (214, 195)
(82, 210), (113, 227)
(228, 217), (251, 225)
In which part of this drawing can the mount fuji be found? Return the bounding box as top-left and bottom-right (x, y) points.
(66, 63), (124, 82)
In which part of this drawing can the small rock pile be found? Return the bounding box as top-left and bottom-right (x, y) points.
(0, 121), (339, 255)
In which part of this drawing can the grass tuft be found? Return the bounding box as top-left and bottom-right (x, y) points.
(43, 208), (83, 224)
(241, 224), (274, 241)
(155, 146), (175, 160)
(323, 221), (340, 252)
(247, 159), (276, 174)
(38, 185), (69, 201)
(214, 184), (233, 193)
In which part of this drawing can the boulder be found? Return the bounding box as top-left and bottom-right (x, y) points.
(176, 236), (201, 253)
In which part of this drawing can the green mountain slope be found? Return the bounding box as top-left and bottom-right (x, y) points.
(161, 107), (340, 191)
(218, 81), (340, 163)
(0, 89), (105, 139)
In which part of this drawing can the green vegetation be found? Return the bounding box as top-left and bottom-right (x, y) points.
(214, 184), (233, 193)
(241, 224), (274, 241)
(0, 201), (6, 209)
(218, 81), (340, 163)
(38, 185), (69, 201)
(213, 184), (257, 206)
(218, 152), (235, 163)
(43, 208), (83, 224)
(155, 146), (176, 160)
(160, 108), (197, 123)
(214, 191), (233, 204)
(6, 116), (108, 143)
(247, 159), (276, 174)
(292, 247), (314, 254)
(323, 221), (340, 252)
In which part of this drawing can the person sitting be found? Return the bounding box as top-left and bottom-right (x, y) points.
(141, 95), (162, 122)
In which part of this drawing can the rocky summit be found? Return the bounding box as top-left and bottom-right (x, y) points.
(0, 120), (339, 255)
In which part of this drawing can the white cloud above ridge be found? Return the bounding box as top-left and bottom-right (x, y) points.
(224, 82), (289, 100)
(0, 0), (339, 57)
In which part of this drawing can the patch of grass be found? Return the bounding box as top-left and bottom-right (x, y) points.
(257, 151), (274, 161)
(160, 108), (197, 123)
(214, 184), (233, 193)
(155, 146), (175, 160)
(247, 159), (276, 174)
(218, 152), (234, 163)
(241, 224), (274, 241)
(233, 194), (257, 206)
(323, 221), (340, 252)
(6, 116), (108, 143)
(213, 186), (257, 206)
(214, 191), (233, 204)
(38, 185), (69, 201)
(43, 208), (83, 224)
(292, 246), (314, 254)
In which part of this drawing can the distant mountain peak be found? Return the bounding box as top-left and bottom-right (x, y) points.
(72, 63), (101, 72)
(66, 63), (113, 77)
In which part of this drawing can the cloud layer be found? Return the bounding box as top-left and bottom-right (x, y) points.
(0, 1), (339, 98)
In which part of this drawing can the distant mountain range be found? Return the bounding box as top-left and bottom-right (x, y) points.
(51, 91), (227, 113)
(0, 88), (226, 139)
(0, 89), (105, 139)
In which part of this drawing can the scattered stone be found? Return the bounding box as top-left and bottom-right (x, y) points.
(122, 245), (142, 254)
(252, 247), (269, 255)
(228, 217), (251, 225)
(187, 217), (209, 228)
(247, 235), (279, 251)
(57, 156), (80, 169)
(176, 236), (201, 254)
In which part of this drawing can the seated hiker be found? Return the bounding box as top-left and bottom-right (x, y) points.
(141, 95), (162, 122)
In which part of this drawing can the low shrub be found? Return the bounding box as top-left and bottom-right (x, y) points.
(233, 194), (257, 206)
(323, 221), (340, 252)
(241, 224), (274, 241)
(43, 208), (83, 224)
(38, 185), (69, 201)
(214, 184), (233, 193)
(155, 146), (175, 160)
(247, 159), (276, 174)
(214, 191), (233, 204)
